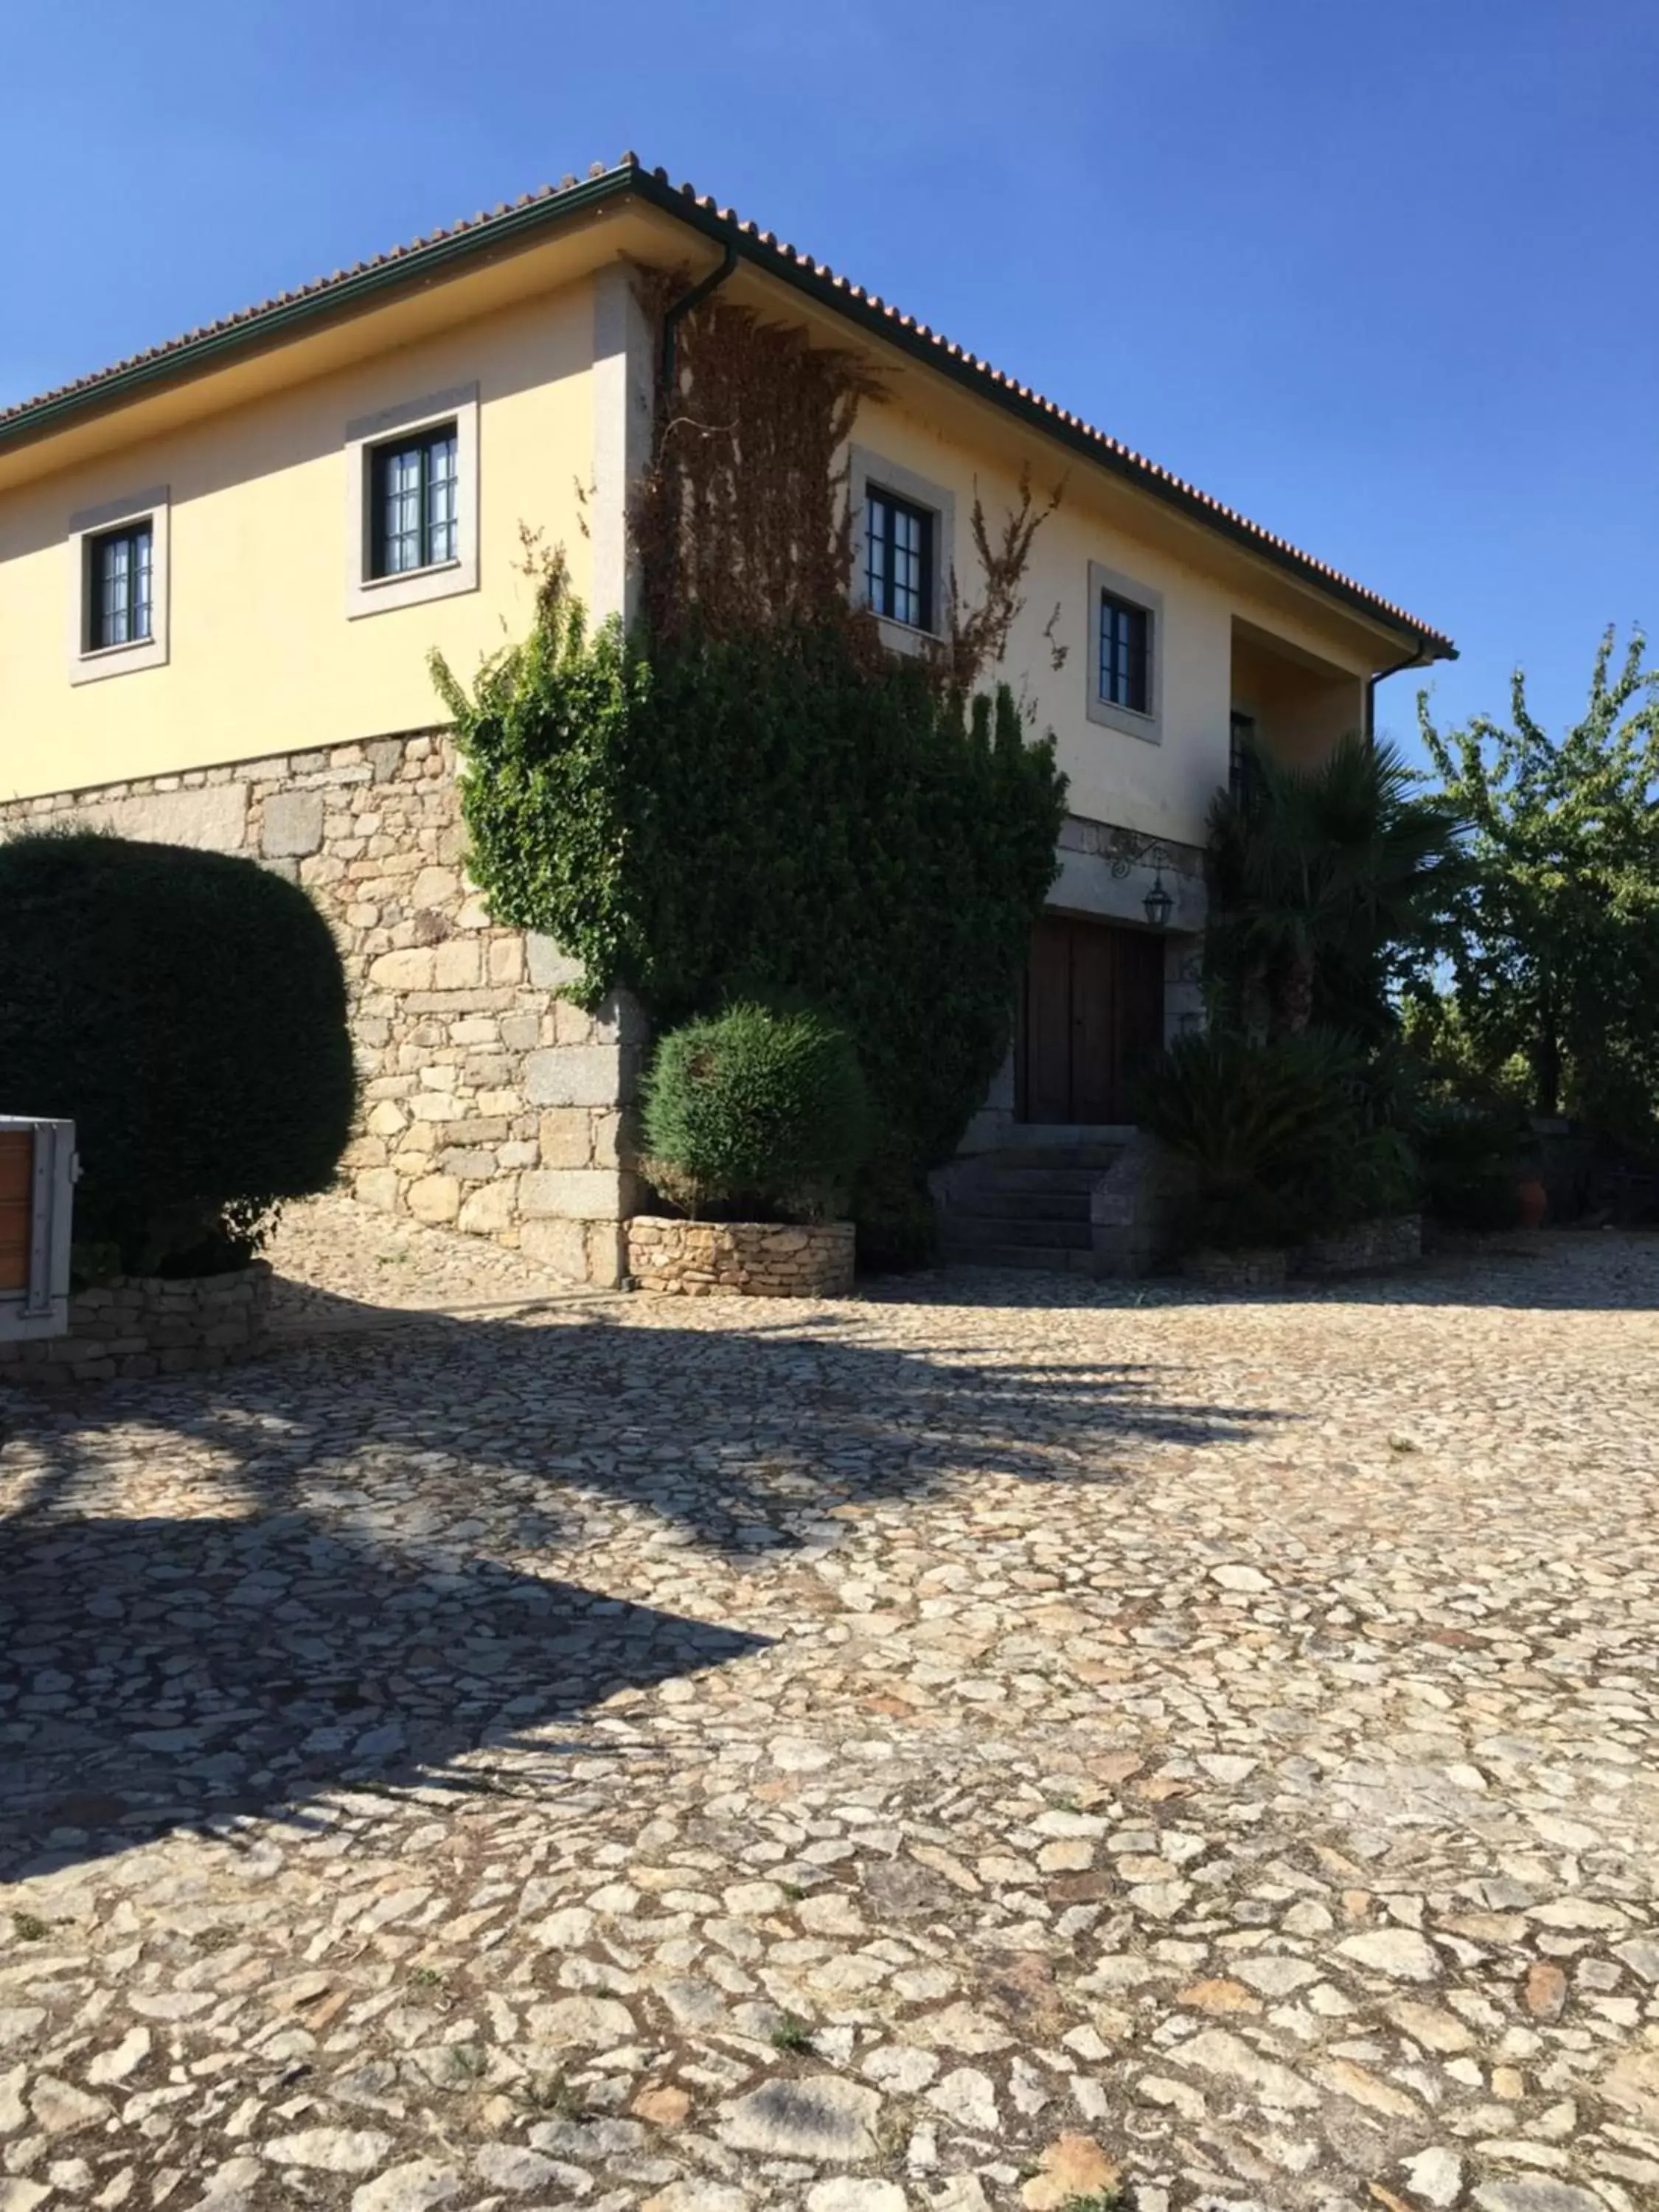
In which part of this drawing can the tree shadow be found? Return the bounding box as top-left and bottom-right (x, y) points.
(888, 1228), (1659, 1315)
(1, 1292), (1274, 1876)
(0, 1509), (763, 1874)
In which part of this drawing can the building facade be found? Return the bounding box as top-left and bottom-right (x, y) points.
(0, 159), (1454, 1284)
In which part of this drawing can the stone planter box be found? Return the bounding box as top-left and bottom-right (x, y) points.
(0, 1261), (272, 1388)
(627, 1217), (855, 1298)
(1180, 1246), (1288, 1293)
(1298, 1213), (1422, 1279)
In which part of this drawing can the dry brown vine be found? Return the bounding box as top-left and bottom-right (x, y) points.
(630, 269), (1062, 696)
(928, 467), (1065, 704)
(632, 271), (883, 650)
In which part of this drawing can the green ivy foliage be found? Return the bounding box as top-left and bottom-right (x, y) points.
(433, 590), (1065, 1241)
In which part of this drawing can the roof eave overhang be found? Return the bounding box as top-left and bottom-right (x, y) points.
(0, 163), (1456, 662)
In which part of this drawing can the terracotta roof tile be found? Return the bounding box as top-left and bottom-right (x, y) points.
(0, 154), (1452, 655)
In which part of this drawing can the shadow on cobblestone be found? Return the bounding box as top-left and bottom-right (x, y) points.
(0, 1503), (768, 1873)
(1, 1298), (1271, 1874)
(880, 1230), (1659, 1313)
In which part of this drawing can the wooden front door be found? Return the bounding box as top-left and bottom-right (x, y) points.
(1018, 915), (1165, 1124)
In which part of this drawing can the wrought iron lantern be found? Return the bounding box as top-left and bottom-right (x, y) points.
(1108, 834), (1179, 929)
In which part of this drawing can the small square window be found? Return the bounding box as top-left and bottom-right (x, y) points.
(87, 521), (154, 651)
(369, 422), (459, 578)
(866, 487), (936, 632)
(1099, 590), (1151, 714)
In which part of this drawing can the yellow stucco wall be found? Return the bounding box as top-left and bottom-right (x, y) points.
(1, 283), (596, 802)
(1, 236), (1404, 831)
(847, 394), (1380, 850)
(1231, 629), (1366, 769)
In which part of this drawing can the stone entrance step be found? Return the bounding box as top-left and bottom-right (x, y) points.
(938, 1140), (1126, 1277)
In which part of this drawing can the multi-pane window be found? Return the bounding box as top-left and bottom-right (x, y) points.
(1099, 591), (1151, 714)
(866, 488), (935, 630)
(87, 521), (153, 650)
(370, 422), (459, 577)
(1229, 710), (1259, 801)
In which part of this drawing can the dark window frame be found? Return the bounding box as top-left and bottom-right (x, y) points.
(865, 485), (936, 633)
(1098, 589), (1152, 714)
(85, 519), (154, 652)
(368, 420), (460, 580)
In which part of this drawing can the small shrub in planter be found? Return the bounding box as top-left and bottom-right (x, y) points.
(640, 1001), (869, 1222)
(0, 832), (355, 1275)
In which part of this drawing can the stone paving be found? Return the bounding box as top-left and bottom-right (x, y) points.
(2, 1211), (1658, 2212)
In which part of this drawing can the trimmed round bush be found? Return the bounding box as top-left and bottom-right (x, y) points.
(640, 1001), (869, 1222)
(0, 832), (355, 1272)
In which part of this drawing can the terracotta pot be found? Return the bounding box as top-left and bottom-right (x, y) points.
(1516, 1176), (1548, 1231)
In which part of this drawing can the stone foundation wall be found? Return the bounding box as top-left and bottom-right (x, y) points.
(1298, 1214), (1423, 1278)
(0, 735), (639, 1287)
(627, 1217), (855, 1298)
(0, 1262), (271, 1388)
(1089, 1133), (1176, 1279)
(1180, 1247), (1289, 1294)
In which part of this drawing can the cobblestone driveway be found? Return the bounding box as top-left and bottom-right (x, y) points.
(3, 1209), (1657, 2212)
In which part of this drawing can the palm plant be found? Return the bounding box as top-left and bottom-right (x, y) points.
(1135, 1029), (1369, 1249)
(1206, 732), (1467, 1040)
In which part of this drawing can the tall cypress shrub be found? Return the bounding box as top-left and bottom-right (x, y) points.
(0, 832), (355, 1272)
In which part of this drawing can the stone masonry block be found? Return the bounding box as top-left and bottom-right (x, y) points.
(458, 1180), (518, 1237)
(592, 987), (650, 1047)
(526, 933), (584, 994)
(262, 790), (326, 858)
(518, 1169), (627, 1220)
(518, 1217), (588, 1280)
(411, 864), (459, 907)
(538, 1109), (593, 1168)
(407, 1175), (462, 1224)
(83, 783), (248, 852)
(353, 1169), (401, 1212)
(585, 1221), (628, 1290)
(439, 1148), (500, 1181)
(431, 939), (481, 990)
(524, 1045), (625, 1109)
(369, 947), (436, 991)
(593, 1110), (624, 1169)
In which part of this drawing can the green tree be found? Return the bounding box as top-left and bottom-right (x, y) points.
(1204, 731), (1467, 1040)
(1419, 627), (1659, 1143)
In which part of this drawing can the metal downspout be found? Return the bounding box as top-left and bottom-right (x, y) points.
(660, 242), (739, 394)
(1366, 632), (1434, 743)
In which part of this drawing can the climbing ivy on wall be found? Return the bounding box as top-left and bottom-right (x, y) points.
(434, 578), (1064, 1220)
(431, 276), (1068, 1253)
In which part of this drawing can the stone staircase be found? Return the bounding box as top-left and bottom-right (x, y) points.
(937, 1138), (1127, 1275)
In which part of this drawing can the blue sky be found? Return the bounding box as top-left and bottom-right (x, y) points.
(5, 0), (1654, 759)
